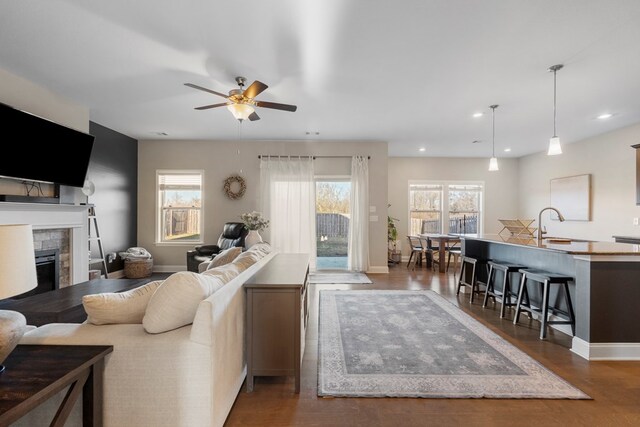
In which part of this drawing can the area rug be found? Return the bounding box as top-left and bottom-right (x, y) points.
(309, 272), (372, 284)
(318, 290), (590, 399)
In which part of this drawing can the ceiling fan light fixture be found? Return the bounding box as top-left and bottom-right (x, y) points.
(227, 103), (255, 121)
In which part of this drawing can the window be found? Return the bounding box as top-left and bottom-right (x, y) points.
(408, 181), (483, 235)
(156, 171), (203, 244)
(448, 184), (482, 234)
(409, 184), (443, 235)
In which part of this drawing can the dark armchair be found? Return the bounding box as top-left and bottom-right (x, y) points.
(186, 222), (249, 272)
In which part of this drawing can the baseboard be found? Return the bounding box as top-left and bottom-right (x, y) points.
(571, 337), (640, 360)
(107, 269), (125, 279)
(153, 264), (185, 273)
(367, 266), (389, 274)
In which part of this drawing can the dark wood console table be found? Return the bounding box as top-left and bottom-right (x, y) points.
(245, 253), (310, 393)
(0, 278), (151, 326)
(0, 344), (112, 426)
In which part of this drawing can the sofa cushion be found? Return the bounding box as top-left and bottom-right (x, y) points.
(143, 272), (225, 334)
(82, 280), (163, 325)
(206, 246), (242, 269)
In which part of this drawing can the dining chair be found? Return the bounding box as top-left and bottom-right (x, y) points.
(406, 236), (429, 270)
(446, 240), (462, 275)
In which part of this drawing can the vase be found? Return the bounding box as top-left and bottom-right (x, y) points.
(245, 230), (263, 248)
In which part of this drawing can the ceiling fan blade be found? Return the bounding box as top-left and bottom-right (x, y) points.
(194, 103), (228, 110)
(248, 112), (260, 121)
(255, 101), (297, 112)
(184, 83), (228, 99)
(243, 80), (268, 99)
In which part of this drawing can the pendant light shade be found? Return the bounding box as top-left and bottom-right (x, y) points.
(488, 104), (499, 171)
(547, 64), (563, 156)
(227, 103), (255, 121)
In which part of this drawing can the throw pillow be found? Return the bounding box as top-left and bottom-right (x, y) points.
(83, 280), (163, 325)
(143, 271), (224, 334)
(207, 246), (242, 269)
(201, 263), (241, 283)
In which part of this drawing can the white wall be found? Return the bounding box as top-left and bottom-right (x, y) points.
(138, 139), (388, 271)
(388, 157), (520, 256)
(0, 67), (89, 196)
(518, 123), (640, 241)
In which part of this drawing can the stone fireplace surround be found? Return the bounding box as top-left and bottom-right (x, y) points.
(0, 202), (89, 285)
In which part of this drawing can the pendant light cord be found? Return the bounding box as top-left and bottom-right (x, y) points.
(489, 104), (498, 157)
(553, 68), (557, 137)
(492, 107), (496, 157)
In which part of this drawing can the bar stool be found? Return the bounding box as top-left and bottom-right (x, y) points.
(482, 261), (527, 318)
(513, 269), (576, 339)
(456, 256), (488, 303)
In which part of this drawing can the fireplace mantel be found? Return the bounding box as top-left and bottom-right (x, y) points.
(0, 202), (89, 283)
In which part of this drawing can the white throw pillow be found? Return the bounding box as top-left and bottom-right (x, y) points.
(207, 246), (242, 269)
(201, 263), (241, 283)
(143, 272), (224, 334)
(83, 280), (163, 325)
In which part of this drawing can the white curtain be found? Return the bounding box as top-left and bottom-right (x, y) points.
(348, 156), (369, 272)
(260, 156), (317, 269)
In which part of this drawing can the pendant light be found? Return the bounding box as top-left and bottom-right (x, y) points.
(488, 104), (499, 171)
(547, 64), (564, 156)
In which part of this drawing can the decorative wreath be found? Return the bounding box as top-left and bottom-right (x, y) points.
(223, 175), (246, 200)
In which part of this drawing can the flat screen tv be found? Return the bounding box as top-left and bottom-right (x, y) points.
(0, 101), (94, 188)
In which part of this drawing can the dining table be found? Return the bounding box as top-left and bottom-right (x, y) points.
(418, 233), (461, 273)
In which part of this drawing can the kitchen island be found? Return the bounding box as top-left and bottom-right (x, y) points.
(460, 234), (640, 360)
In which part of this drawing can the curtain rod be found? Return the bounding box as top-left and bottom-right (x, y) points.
(257, 155), (370, 159)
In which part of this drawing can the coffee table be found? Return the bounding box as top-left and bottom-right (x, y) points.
(0, 278), (152, 326)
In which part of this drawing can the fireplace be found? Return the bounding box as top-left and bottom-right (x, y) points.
(12, 249), (60, 299)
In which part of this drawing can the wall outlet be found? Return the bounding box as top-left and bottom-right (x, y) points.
(634, 218), (639, 226)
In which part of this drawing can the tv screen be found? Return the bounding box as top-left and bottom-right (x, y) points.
(0, 102), (94, 188)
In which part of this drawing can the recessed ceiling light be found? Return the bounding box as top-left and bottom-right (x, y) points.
(597, 113), (613, 120)
(472, 113), (484, 118)
(418, 147), (426, 152)
(504, 148), (511, 152)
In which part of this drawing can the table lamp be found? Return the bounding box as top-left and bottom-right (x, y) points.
(0, 224), (37, 373)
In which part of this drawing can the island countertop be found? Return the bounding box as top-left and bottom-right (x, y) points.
(459, 233), (640, 256)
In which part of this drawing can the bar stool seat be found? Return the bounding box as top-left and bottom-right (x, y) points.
(482, 261), (527, 318)
(513, 268), (576, 339)
(456, 256), (489, 303)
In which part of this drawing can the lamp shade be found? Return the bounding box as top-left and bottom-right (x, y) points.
(548, 136), (562, 156)
(0, 224), (37, 299)
(227, 103), (255, 121)
(488, 157), (499, 171)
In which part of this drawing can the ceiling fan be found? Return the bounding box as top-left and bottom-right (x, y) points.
(184, 76), (297, 122)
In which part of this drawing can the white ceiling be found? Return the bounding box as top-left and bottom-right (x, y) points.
(1, 0), (640, 157)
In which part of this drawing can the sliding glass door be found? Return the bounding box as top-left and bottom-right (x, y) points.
(315, 179), (351, 270)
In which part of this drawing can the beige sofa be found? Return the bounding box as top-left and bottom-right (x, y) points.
(16, 246), (276, 427)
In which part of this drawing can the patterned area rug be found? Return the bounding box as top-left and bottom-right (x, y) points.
(309, 272), (372, 284)
(318, 290), (590, 399)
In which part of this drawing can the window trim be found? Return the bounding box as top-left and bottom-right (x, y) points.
(408, 180), (485, 235)
(155, 169), (205, 246)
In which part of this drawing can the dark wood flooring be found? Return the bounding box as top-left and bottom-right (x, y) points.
(225, 263), (640, 426)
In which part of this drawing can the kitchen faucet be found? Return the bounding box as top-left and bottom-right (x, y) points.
(537, 207), (565, 243)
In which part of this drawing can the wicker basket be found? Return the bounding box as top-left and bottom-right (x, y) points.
(124, 258), (153, 278)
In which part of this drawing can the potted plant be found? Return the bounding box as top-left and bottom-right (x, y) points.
(240, 211), (270, 248)
(387, 204), (401, 263)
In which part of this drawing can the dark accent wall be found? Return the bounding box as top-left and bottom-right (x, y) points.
(87, 122), (138, 274)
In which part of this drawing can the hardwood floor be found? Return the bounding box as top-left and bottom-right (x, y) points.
(225, 263), (640, 426)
